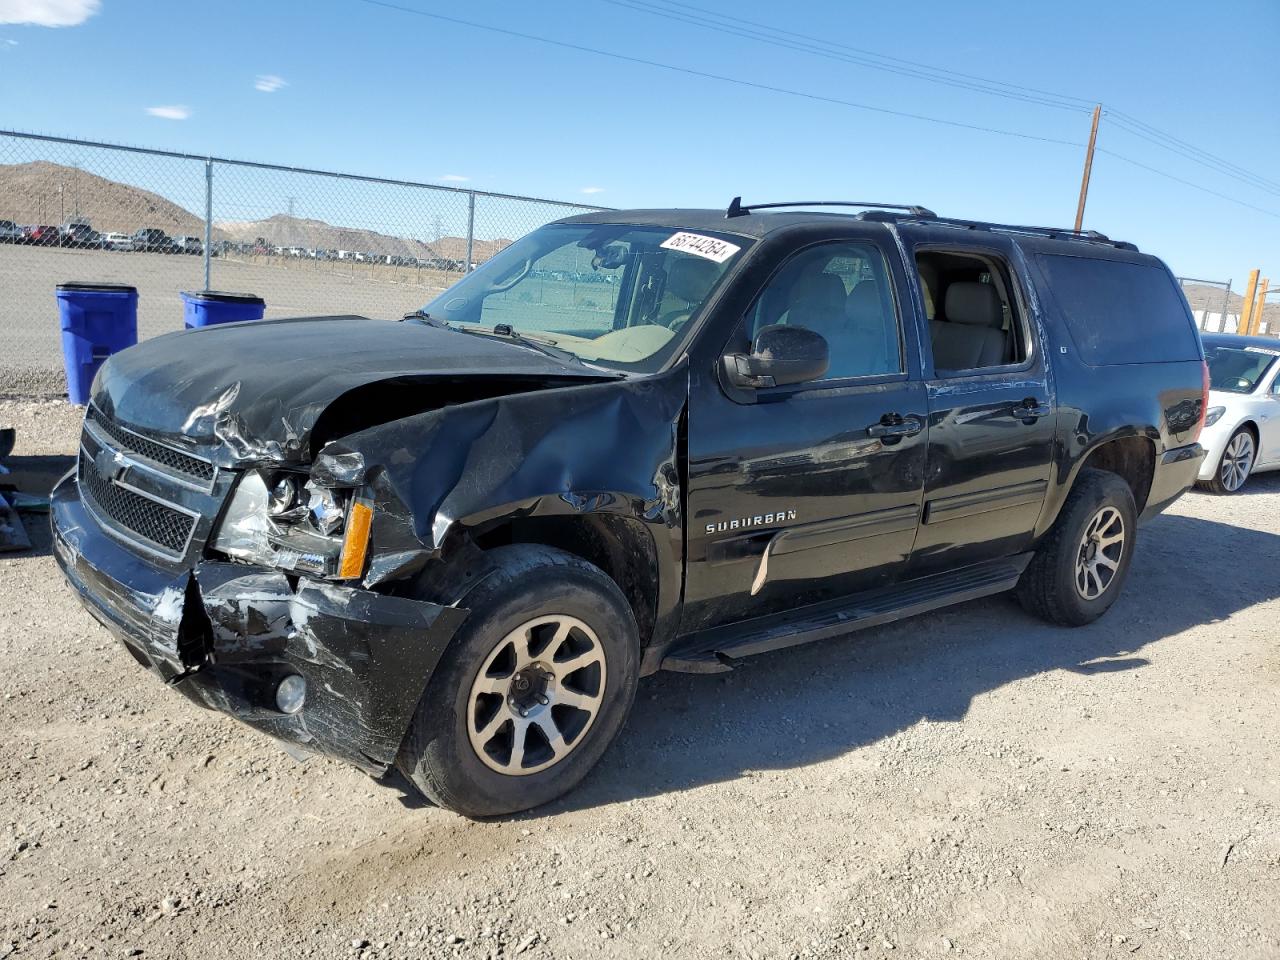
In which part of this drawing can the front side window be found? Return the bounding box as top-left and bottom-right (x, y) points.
(424, 223), (748, 372)
(749, 241), (902, 380)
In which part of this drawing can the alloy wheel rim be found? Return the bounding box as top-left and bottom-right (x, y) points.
(1075, 506), (1125, 601)
(1220, 433), (1254, 492)
(466, 615), (607, 776)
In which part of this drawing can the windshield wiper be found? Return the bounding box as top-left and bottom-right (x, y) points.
(453, 323), (620, 373)
(401, 309), (449, 328)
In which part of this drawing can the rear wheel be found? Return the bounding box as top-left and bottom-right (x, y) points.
(1198, 427), (1255, 494)
(397, 545), (639, 817)
(1016, 468), (1137, 626)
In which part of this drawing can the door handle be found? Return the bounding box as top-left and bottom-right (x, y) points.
(867, 414), (924, 439)
(1011, 398), (1052, 420)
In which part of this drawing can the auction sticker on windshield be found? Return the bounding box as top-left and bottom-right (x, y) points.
(660, 232), (741, 263)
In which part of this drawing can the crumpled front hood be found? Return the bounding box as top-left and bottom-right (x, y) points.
(91, 315), (615, 464)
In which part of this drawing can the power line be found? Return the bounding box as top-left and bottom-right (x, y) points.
(1097, 148), (1280, 220)
(604, 0), (1094, 114)
(353, 0), (1280, 223)
(616, 0), (1280, 204)
(354, 0), (1083, 147)
(1105, 110), (1280, 197)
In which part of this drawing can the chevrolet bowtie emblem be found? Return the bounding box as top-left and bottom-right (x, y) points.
(94, 447), (127, 483)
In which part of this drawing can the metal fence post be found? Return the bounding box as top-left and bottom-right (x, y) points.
(1220, 280), (1232, 334)
(465, 191), (476, 273)
(203, 159), (213, 291)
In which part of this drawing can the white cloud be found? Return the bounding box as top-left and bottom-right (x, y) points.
(1, 36), (17, 45)
(146, 105), (190, 120)
(438, 174), (469, 183)
(254, 74), (287, 93)
(0, 0), (100, 27)
(580, 186), (605, 195)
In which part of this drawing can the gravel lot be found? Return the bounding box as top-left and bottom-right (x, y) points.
(2, 398), (1278, 960)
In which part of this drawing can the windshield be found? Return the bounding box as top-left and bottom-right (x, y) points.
(423, 223), (748, 372)
(1205, 344), (1279, 393)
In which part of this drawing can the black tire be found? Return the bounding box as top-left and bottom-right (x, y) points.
(1195, 426), (1255, 495)
(1015, 468), (1137, 627)
(396, 544), (639, 818)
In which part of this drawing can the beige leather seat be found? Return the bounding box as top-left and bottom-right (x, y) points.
(930, 281), (1007, 371)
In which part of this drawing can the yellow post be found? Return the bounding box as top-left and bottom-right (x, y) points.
(1238, 269), (1260, 335)
(1249, 278), (1269, 336)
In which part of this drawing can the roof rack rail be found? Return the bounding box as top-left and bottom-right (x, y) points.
(918, 215), (1137, 250)
(726, 197), (937, 219)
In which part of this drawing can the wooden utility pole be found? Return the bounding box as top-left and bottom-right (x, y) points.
(1249, 278), (1270, 336)
(1238, 269), (1260, 334)
(1074, 104), (1102, 232)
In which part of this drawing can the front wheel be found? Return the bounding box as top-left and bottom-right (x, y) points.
(1015, 468), (1137, 627)
(1197, 427), (1255, 494)
(397, 545), (639, 817)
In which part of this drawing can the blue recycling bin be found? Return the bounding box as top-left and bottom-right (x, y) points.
(181, 290), (266, 329)
(55, 282), (138, 405)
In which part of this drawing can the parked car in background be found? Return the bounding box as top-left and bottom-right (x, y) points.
(173, 235), (204, 255)
(131, 228), (180, 254)
(25, 224), (62, 246)
(0, 219), (22, 243)
(1196, 333), (1280, 493)
(101, 231), (135, 251)
(61, 222), (103, 248)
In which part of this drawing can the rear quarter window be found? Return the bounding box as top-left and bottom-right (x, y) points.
(1037, 254), (1201, 365)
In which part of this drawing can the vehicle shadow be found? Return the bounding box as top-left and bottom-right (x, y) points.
(529, 510), (1280, 816)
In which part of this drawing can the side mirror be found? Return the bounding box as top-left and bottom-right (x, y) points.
(725, 324), (829, 389)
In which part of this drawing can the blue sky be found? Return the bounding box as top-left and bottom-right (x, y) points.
(1, 0), (1277, 280)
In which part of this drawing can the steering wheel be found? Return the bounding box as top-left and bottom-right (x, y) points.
(659, 309), (694, 331)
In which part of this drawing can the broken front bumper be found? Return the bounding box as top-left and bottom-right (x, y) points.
(51, 472), (468, 775)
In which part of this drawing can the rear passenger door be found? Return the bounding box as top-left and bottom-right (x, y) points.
(903, 230), (1056, 574)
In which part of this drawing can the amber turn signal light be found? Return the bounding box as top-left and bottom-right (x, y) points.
(338, 500), (374, 579)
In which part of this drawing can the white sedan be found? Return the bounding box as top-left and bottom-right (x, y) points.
(1197, 334), (1280, 493)
(101, 231), (134, 251)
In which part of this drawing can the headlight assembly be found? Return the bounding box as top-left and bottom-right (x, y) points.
(211, 470), (374, 580)
(1203, 405), (1226, 428)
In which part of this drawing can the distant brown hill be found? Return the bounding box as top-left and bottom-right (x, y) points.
(0, 161), (513, 263)
(0, 160), (214, 236)
(216, 212), (512, 264)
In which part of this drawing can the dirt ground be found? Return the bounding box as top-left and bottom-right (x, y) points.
(1, 397), (1277, 960)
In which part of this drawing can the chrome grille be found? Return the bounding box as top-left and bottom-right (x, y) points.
(77, 410), (216, 562)
(86, 406), (215, 488)
(78, 450), (197, 556)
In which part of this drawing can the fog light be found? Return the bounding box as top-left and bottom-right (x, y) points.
(275, 674), (307, 714)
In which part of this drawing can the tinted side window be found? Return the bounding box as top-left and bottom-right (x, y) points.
(750, 241), (901, 380)
(1037, 254), (1200, 365)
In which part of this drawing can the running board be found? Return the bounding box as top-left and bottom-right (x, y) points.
(661, 554), (1032, 674)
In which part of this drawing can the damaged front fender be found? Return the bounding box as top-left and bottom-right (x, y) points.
(322, 368), (689, 640)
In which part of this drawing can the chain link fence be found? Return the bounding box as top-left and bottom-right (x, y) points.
(1176, 277), (1237, 333)
(0, 130), (606, 395)
(1176, 276), (1280, 336)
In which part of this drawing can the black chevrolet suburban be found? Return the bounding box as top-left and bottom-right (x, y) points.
(52, 200), (1208, 816)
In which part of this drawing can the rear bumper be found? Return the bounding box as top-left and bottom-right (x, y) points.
(1140, 442), (1205, 523)
(51, 471), (468, 774)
